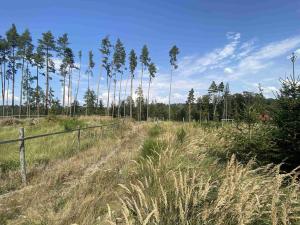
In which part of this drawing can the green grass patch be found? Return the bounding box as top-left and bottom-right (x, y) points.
(60, 118), (85, 131)
(141, 138), (167, 160)
(148, 124), (163, 137)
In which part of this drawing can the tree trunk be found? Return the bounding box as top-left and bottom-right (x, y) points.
(12, 46), (15, 115)
(86, 70), (90, 116)
(168, 68), (173, 121)
(1, 62), (5, 116)
(123, 74), (129, 117)
(26, 62), (30, 118)
(139, 64), (144, 121)
(189, 103), (191, 122)
(117, 73), (122, 118)
(130, 74), (133, 119)
(62, 76), (65, 112)
(45, 48), (49, 115)
(73, 57), (81, 115)
(68, 67), (71, 114)
(96, 64), (101, 110)
(106, 75), (111, 117)
(147, 78), (151, 121)
(69, 68), (72, 116)
(19, 58), (25, 118)
(112, 74), (117, 117)
(6, 78), (9, 116)
(36, 66), (39, 117)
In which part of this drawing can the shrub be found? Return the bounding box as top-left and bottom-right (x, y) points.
(272, 77), (300, 170)
(141, 138), (167, 160)
(148, 124), (163, 137)
(176, 127), (186, 143)
(215, 125), (278, 165)
(60, 118), (84, 131)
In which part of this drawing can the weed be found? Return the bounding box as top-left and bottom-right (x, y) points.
(176, 127), (186, 143)
(60, 118), (85, 131)
(141, 138), (167, 160)
(148, 124), (163, 137)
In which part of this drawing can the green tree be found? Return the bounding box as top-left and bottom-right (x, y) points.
(18, 29), (33, 117)
(273, 72), (300, 169)
(139, 45), (150, 121)
(169, 45), (179, 121)
(86, 50), (95, 115)
(57, 33), (69, 109)
(6, 24), (19, 114)
(186, 88), (195, 122)
(65, 47), (75, 115)
(74, 50), (82, 115)
(208, 81), (218, 120)
(0, 37), (9, 116)
(38, 31), (56, 115)
(147, 62), (157, 121)
(100, 36), (112, 116)
(129, 49), (137, 119)
(112, 38), (126, 118)
(32, 49), (44, 117)
(84, 89), (96, 115)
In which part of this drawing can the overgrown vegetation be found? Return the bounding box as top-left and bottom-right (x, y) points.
(106, 123), (300, 225)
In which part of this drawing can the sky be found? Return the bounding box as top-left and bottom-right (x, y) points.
(1, 0), (300, 105)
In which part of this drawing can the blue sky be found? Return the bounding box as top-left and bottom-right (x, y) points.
(1, 0), (300, 104)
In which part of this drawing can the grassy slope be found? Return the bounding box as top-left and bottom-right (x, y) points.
(0, 121), (299, 225)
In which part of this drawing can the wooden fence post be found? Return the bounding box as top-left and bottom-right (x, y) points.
(77, 126), (81, 151)
(19, 127), (27, 185)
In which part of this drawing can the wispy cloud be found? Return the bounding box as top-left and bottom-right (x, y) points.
(178, 32), (241, 77)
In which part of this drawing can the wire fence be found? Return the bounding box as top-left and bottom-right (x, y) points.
(0, 122), (120, 185)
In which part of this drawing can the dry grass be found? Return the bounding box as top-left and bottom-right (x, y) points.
(105, 122), (300, 225)
(1, 121), (300, 225)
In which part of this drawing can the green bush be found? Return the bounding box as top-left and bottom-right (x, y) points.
(148, 124), (163, 137)
(271, 77), (300, 170)
(60, 118), (84, 131)
(176, 127), (186, 143)
(0, 160), (19, 173)
(141, 138), (167, 160)
(220, 125), (278, 165)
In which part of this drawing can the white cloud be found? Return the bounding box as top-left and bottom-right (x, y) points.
(224, 67), (233, 74)
(178, 32), (241, 77)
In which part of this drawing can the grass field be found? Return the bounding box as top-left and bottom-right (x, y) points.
(0, 119), (299, 225)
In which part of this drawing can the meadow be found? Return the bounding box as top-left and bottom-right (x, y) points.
(0, 118), (299, 225)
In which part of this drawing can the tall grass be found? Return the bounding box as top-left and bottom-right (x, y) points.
(106, 123), (300, 225)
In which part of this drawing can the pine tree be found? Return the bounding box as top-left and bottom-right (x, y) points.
(84, 89), (96, 115)
(169, 45), (179, 121)
(208, 81), (218, 120)
(186, 88), (195, 122)
(86, 50), (95, 115)
(100, 36), (112, 116)
(64, 47), (75, 115)
(272, 54), (300, 169)
(147, 62), (157, 121)
(32, 49), (44, 117)
(38, 31), (56, 115)
(129, 49), (137, 119)
(74, 50), (82, 115)
(57, 33), (69, 109)
(139, 45), (150, 121)
(0, 37), (9, 116)
(6, 24), (19, 114)
(18, 29), (33, 117)
(112, 38), (126, 118)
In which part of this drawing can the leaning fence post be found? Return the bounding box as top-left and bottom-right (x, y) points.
(19, 127), (27, 185)
(77, 126), (81, 151)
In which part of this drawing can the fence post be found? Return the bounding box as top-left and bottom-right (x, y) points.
(77, 126), (81, 151)
(19, 127), (27, 185)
